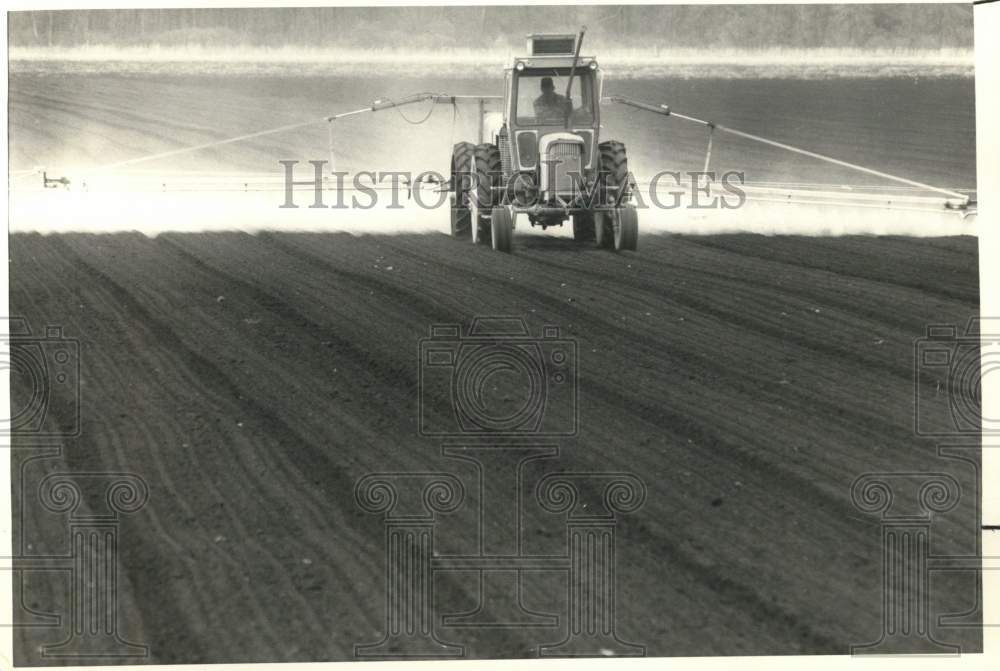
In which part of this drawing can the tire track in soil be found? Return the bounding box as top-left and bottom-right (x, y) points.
(680, 235), (978, 303)
(35, 235), (387, 660)
(9, 232), (981, 662)
(362, 235), (935, 485)
(56, 232), (494, 659)
(264, 233), (972, 652)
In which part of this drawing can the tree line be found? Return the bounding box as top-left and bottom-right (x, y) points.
(9, 5), (974, 51)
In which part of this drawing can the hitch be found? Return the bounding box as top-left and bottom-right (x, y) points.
(945, 198), (977, 219)
(42, 172), (70, 189)
(405, 173), (448, 200)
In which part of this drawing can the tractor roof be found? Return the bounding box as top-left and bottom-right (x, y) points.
(517, 33), (597, 70)
(512, 55), (597, 71)
(526, 33), (577, 56)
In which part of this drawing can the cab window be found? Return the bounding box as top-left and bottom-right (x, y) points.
(515, 71), (594, 126)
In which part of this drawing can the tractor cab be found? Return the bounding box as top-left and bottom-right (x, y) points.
(501, 34), (603, 196)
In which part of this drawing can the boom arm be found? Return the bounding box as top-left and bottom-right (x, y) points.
(601, 94), (970, 205)
(602, 95), (672, 117)
(32, 92), (502, 188)
(325, 93), (502, 173)
(333, 93), (502, 119)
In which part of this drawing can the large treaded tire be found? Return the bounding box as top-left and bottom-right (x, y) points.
(450, 141), (475, 239)
(613, 206), (639, 252)
(572, 212), (596, 242)
(598, 140), (629, 203)
(491, 206), (513, 253)
(594, 211), (612, 249)
(597, 141), (631, 249)
(471, 143), (502, 244)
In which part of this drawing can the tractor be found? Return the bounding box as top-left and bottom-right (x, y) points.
(450, 30), (638, 253)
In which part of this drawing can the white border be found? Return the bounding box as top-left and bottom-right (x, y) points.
(1, 1), (996, 670)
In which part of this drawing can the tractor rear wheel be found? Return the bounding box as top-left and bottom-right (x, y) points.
(598, 141), (636, 251)
(598, 140), (630, 208)
(471, 143), (502, 244)
(491, 206), (513, 253)
(613, 206), (639, 252)
(450, 142), (475, 238)
(572, 212), (596, 242)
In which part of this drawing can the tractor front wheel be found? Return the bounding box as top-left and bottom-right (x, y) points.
(594, 210), (613, 249)
(613, 206), (639, 252)
(572, 212), (596, 242)
(491, 206), (513, 253)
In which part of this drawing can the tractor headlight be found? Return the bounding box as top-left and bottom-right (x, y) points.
(589, 62), (598, 70)
(515, 62), (525, 71)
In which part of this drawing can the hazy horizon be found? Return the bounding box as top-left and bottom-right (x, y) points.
(9, 5), (974, 52)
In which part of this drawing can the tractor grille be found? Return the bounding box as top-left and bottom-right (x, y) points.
(499, 128), (512, 177)
(545, 141), (583, 195)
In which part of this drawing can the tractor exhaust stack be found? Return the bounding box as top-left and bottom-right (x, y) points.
(564, 26), (586, 128)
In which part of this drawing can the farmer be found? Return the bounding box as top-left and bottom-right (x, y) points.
(533, 77), (572, 123)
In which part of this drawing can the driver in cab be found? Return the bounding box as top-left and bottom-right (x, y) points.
(533, 77), (572, 123)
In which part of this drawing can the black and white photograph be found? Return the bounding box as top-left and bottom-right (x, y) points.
(2, 1), (996, 666)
